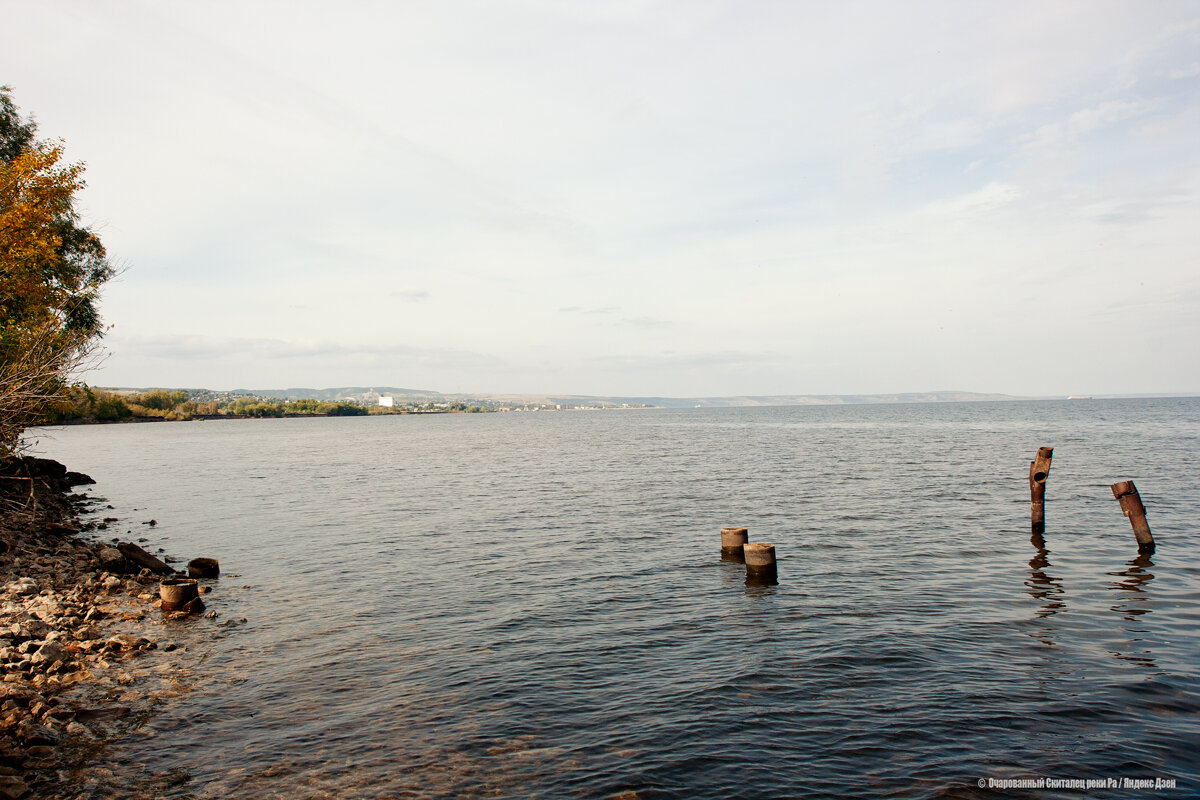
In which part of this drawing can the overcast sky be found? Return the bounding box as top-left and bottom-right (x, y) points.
(4, 1), (1198, 396)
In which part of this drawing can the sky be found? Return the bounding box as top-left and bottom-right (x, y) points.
(3, 0), (1198, 397)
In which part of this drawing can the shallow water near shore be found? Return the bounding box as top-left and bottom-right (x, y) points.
(30, 398), (1200, 798)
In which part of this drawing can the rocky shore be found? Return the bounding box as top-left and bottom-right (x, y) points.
(0, 456), (220, 799)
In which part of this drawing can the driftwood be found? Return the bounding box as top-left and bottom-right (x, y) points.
(117, 541), (173, 574)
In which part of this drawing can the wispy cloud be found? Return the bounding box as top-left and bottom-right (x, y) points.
(392, 288), (430, 302)
(11, 1), (1198, 395)
(560, 306), (618, 315)
(1021, 100), (1156, 150)
(624, 316), (671, 330)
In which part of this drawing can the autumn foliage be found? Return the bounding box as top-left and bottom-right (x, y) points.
(0, 87), (113, 455)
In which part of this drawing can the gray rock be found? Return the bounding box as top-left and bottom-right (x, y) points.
(30, 641), (69, 666)
(26, 596), (62, 621)
(5, 580), (36, 598)
(107, 634), (144, 651)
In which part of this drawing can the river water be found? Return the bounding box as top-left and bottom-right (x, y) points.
(30, 398), (1200, 798)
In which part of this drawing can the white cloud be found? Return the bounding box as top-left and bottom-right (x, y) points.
(5, 0), (1199, 396)
(1022, 100), (1156, 150)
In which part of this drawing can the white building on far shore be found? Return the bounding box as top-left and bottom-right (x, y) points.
(378, 396), (394, 407)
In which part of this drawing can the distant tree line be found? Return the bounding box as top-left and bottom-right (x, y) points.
(43, 388), (369, 423)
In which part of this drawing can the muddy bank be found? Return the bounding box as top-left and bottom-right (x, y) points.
(0, 456), (228, 799)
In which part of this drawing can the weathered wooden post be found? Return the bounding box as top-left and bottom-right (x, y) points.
(1029, 447), (1053, 534)
(1111, 480), (1155, 554)
(744, 543), (777, 585)
(720, 527), (748, 562)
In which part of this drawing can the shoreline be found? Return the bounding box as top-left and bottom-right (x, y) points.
(0, 456), (222, 799)
(39, 408), (472, 429)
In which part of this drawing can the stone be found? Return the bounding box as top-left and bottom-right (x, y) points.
(106, 634), (142, 651)
(30, 641), (69, 666)
(65, 721), (93, 739)
(0, 685), (35, 705)
(65, 471), (95, 486)
(0, 775), (28, 800)
(181, 597), (206, 615)
(5, 580), (36, 598)
(96, 547), (126, 573)
(26, 596), (62, 621)
(20, 620), (49, 640)
(187, 558), (220, 579)
(16, 721), (57, 746)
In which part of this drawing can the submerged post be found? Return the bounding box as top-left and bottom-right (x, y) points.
(1111, 480), (1155, 554)
(721, 527), (749, 560)
(744, 543), (777, 585)
(159, 578), (202, 612)
(1029, 447), (1053, 534)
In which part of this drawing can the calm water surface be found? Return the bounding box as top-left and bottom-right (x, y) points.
(31, 399), (1200, 798)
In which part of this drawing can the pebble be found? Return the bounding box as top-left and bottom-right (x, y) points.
(0, 455), (233, 797)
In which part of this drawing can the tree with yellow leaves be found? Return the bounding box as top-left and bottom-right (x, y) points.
(1, 87), (114, 455)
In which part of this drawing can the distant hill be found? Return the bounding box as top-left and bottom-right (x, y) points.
(98, 386), (1028, 407)
(470, 390), (1024, 408)
(229, 386), (444, 402)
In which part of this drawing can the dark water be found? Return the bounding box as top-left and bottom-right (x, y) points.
(31, 399), (1200, 798)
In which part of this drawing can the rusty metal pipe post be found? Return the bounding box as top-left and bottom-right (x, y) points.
(1111, 480), (1155, 554)
(1029, 447), (1053, 535)
(159, 578), (200, 612)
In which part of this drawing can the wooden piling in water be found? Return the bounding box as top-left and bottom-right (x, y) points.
(1111, 480), (1155, 554)
(1029, 447), (1053, 535)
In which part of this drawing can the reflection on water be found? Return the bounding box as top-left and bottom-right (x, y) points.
(1109, 554), (1156, 607)
(744, 571), (779, 589)
(1108, 554), (1159, 669)
(1026, 532), (1065, 619)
